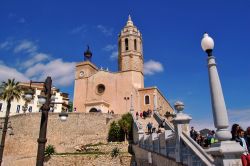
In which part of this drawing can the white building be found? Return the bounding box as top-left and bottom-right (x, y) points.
(0, 82), (69, 117)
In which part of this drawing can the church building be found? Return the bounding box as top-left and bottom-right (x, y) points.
(73, 16), (173, 116)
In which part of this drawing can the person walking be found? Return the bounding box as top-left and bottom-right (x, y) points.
(190, 126), (197, 140)
(147, 122), (152, 134)
(136, 111), (139, 120)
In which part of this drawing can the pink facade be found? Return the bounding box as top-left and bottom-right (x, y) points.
(73, 16), (173, 116)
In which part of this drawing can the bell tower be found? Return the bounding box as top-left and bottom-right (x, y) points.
(118, 15), (143, 74)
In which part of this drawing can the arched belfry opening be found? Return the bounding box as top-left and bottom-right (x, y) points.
(125, 38), (129, 51)
(134, 39), (137, 50)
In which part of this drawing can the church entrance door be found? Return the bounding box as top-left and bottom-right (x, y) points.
(89, 107), (100, 112)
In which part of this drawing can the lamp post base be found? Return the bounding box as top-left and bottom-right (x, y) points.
(215, 128), (232, 141)
(206, 141), (244, 166)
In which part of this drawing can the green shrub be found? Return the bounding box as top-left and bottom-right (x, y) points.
(108, 113), (133, 142)
(108, 121), (123, 142)
(44, 144), (56, 157)
(111, 147), (120, 158)
(118, 113), (133, 141)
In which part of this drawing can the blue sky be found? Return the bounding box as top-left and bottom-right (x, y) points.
(0, 1), (249, 130)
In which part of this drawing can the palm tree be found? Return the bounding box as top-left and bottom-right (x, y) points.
(118, 113), (133, 143)
(0, 79), (22, 165)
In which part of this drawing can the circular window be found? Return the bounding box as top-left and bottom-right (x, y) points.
(79, 71), (84, 78)
(97, 84), (105, 94)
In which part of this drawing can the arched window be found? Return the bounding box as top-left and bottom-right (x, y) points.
(134, 39), (137, 50)
(125, 38), (129, 51)
(145, 95), (150, 105)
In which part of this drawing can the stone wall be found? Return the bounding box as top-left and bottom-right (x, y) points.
(1, 112), (121, 165)
(3, 154), (132, 166)
(44, 154), (132, 166)
(132, 144), (183, 166)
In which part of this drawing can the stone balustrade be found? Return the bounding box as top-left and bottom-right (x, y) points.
(131, 108), (242, 166)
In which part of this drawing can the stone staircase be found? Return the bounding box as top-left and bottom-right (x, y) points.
(136, 113), (161, 134)
(131, 110), (216, 166)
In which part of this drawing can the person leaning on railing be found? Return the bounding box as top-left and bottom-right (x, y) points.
(235, 128), (250, 166)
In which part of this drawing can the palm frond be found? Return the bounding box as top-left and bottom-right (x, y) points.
(0, 78), (22, 102)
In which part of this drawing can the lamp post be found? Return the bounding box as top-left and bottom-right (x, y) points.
(0, 121), (14, 165)
(24, 76), (68, 166)
(0, 121), (14, 142)
(153, 93), (157, 112)
(201, 33), (231, 141)
(201, 33), (244, 165)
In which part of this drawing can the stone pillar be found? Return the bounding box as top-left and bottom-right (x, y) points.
(206, 56), (244, 165)
(201, 33), (245, 165)
(138, 127), (144, 143)
(172, 101), (191, 163)
(153, 93), (157, 112)
(133, 121), (144, 144)
(159, 132), (167, 155)
(207, 56), (231, 140)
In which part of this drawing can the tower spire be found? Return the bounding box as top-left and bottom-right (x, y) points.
(126, 14), (133, 26)
(128, 14), (131, 21)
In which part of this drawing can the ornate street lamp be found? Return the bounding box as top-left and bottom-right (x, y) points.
(201, 33), (244, 165)
(201, 33), (231, 141)
(59, 112), (68, 121)
(24, 88), (34, 101)
(24, 77), (68, 166)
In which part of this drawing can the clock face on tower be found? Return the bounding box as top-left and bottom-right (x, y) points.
(79, 71), (84, 78)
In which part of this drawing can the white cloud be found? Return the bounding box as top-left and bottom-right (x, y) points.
(102, 44), (117, 60)
(25, 59), (76, 87)
(110, 51), (118, 59)
(97, 25), (113, 36)
(70, 25), (87, 34)
(1, 38), (75, 88)
(144, 60), (164, 75)
(22, 53), (50, 68)
(190, 108), (250, 131)
(103, 44), (116, 51)
(0, 40), (13, 50)
(14, 40), (37, 54)
(0, 37), (77, 89)
(0, 64), (29, 82)
(18, 18), (26, 23)
(8, 13), (16, 18)
(190, 119), (215, 131)
(0, 59), (75, 87)
(228, 108), (250, 130)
